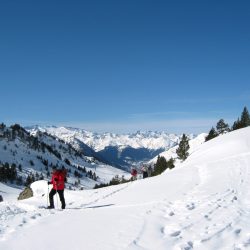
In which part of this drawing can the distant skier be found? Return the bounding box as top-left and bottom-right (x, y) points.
(141, 165), (148, 179)
(47, 167), (67, 209)
(147, 165), (153, 177)
(131, 167), (138, 181)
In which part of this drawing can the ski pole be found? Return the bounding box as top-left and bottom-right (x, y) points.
(47, 183), (49, 207)
(55, 182), (59, 209)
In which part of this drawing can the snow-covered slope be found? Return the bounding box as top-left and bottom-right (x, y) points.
(27, 126), (111, 165)
(27, 126), (197, 168)
(1, 127), (250, 249)
(0, 182), (21, 202)
(0, 124), (128, 189)
(149, 133), (207, 164)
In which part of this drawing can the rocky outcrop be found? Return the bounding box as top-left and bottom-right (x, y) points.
(18, 187), (33, 200)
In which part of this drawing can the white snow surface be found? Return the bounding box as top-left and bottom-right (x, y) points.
(1, 127), (250, 249)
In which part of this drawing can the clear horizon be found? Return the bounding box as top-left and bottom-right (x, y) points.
(1, 1), (249, 134)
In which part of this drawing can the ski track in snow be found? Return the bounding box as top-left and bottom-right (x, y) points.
(127, 153), (250, 250)
(0, 203), (44, 241)
(1, 156), (250, 250)
(0, 182), (132, 243)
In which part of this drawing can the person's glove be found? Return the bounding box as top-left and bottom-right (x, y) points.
(48, 181), (51, 185)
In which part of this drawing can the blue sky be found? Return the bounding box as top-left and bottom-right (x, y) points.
(0, 0), (249, 133)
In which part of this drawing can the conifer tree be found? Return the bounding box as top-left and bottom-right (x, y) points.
(240, 106), (250, 127)
(25, 175), (32, 186)
(205, 127), (218, 141)
(216, 119), (229, 134)
(167, 157), (175, 170)
(16, 176), (23, 186)
(232, 118), (242, 131)
(10, 164), (17, 182)
(152, 156), (168, 176)
(152, 156), (175, 176)
(18, 164), (22, 172)
(176, 134), (190, 161)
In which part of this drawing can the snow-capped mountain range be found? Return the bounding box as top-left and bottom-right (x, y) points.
(27, 126), (199, 168)
(27, 126), (184, 151)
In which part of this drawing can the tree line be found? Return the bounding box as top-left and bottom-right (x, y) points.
(0, 162), (44, 186)
(206, 106), (250, 141)
(150, 106), (250, 177)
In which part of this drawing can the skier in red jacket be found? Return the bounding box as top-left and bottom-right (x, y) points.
(131, 167), (138, 181)
(47, 167), (67, 209)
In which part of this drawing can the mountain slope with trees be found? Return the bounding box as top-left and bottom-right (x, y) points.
(0, 123), (128, 189)
(206, 106), (250, 142)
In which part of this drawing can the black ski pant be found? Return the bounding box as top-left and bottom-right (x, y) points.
(143, 171), (148, 179)
(49, 189), (65, 209)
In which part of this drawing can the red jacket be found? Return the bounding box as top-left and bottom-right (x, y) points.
(131, 169), (137, 176)
(51, 170), (67, 190)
